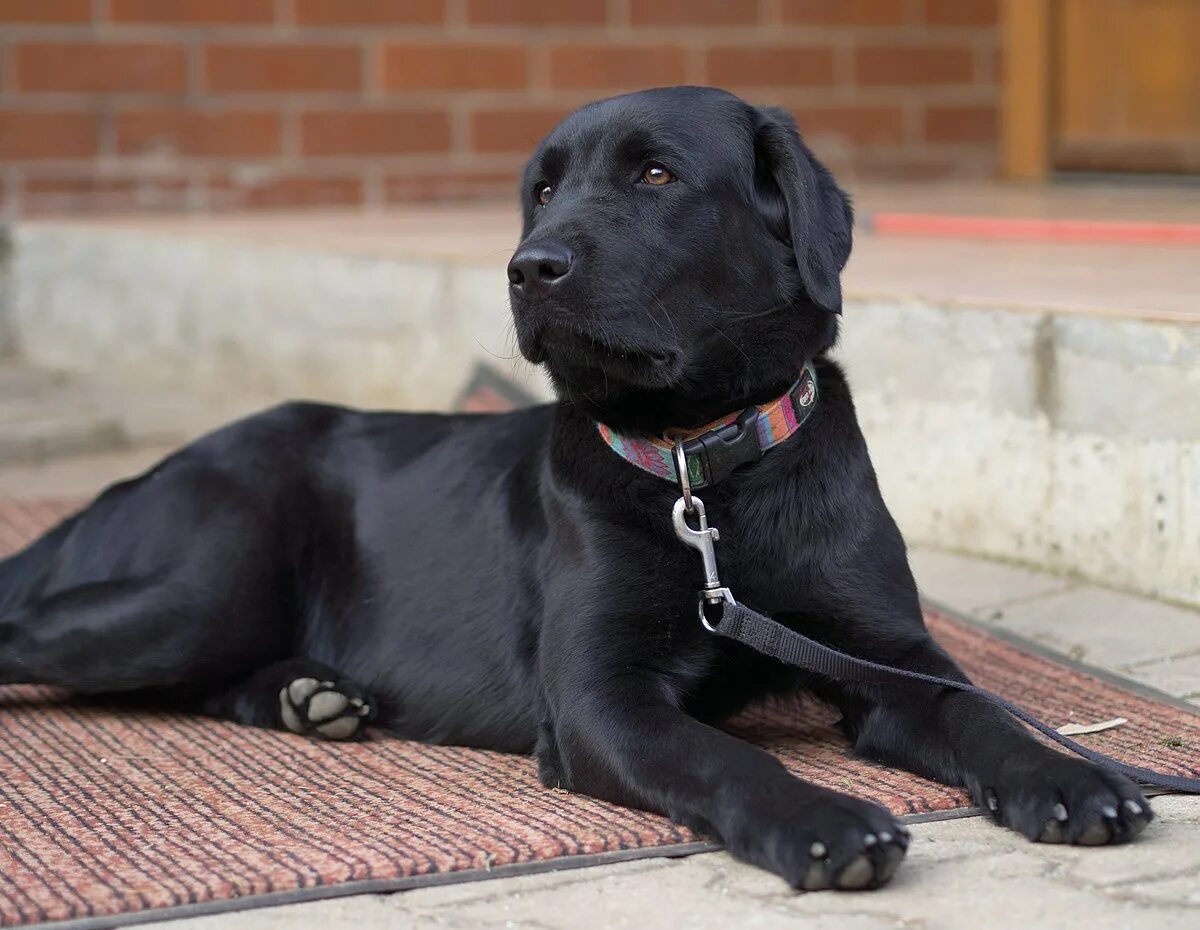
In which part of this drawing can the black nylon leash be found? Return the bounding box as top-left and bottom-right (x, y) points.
(711, 599), (1200, 794)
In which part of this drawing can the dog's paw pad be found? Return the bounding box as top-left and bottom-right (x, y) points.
(308, 690), (349, 722)
(278, 677), (371, 741)
(286, 677), (322, 706)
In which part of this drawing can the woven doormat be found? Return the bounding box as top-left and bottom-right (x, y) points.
(1, 499), (1198, 930)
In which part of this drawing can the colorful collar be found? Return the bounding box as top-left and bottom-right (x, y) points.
(595, 360), (818, 490)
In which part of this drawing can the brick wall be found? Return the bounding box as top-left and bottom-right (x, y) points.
(0, 0), (1000, 215)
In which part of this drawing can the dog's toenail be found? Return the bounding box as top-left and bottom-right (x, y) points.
(1124, 800), (1143, 816)
(863, 833), (878, 847)
(878, 831), (893, 844)
(1053, 803), (1069, 822)
(986, 792), (999, 813)
(357, 703), (370, 716)
(1102, 804), (1118, 819)
(809, 841), (827, 859)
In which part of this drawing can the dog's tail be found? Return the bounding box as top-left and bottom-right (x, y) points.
(0, 515), (75, 617)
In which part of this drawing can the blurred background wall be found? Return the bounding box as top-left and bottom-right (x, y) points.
(0, 0), (1001, 215)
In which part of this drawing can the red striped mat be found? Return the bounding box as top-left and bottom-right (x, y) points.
(2, 499), (1199, 929)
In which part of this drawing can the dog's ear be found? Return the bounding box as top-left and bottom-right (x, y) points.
(752, 106), (853, 314)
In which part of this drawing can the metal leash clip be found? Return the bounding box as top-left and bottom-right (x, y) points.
(672, 441), (737, 632)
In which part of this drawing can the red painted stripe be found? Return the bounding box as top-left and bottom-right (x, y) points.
(869, 212), (1200, 245)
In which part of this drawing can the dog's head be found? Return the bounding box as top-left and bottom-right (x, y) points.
(508, 86), (852, 434)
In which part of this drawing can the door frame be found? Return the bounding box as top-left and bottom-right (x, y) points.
(1000, 0), (1052, 180)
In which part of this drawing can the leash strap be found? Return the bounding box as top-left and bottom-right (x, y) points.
(712, 600), (1200, 794)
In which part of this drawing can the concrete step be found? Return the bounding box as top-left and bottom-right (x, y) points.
(0, 363), (129, 464)
(0, 360), (277, 468)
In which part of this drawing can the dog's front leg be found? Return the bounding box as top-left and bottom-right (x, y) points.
(811, 604), (1154, 846)
(540, 674), (908, 889)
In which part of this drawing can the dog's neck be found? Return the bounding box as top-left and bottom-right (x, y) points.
(590, 362), (818, 490)
(551, 370), (803, 437)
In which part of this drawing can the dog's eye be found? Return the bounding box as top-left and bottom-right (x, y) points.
(640, 164), (675, 186)
(537, 185), (553, 206)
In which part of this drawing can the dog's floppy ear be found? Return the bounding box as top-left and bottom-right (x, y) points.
(752, 106), (853, 314)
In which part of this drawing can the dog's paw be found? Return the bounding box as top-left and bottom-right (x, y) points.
(278, 677), (371, 741)
(726, 791), (909, 891)
(977, 753), (1152, 846)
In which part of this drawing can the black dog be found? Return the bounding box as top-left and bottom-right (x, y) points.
(0, 87), (1150, 891)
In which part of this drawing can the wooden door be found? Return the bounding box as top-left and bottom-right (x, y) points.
(1054, 0), (1200, 173)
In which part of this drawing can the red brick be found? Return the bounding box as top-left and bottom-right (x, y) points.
(0, 111), (98, 159)
(209, 174), (364, 209)
(110, 0), (274, 23)
(295, 0), (444, 25)
(385, 170), (516, 203)
(924, 104), (997, 143)
(853, 45), (975, 85)
(15, 43), (188, 94)
(468, 0), (605, 26)
(205, 45), (362, 93)
(470, 107), (568, 153)
(630, 0), (757, 26)
(382, 44), (527, 91)
(0, 0), (90, 22)
(706, 46), (835, 88)
(548, 45), (687, 89)
(300, 110), (452, 156)
(116, 109), (281, 157)
(791, 105), (905, 146)
(923, 0), (998, 26)
(781, 0), (907, 26)
(21, 175), (190, 214)
(850, 149), (988, 180)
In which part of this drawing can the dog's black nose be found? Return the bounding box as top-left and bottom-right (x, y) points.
(508, 243), (573, 297)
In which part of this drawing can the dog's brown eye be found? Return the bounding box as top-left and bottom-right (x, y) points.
(641, 164), (675, 186)
(537, 185), (553, 206)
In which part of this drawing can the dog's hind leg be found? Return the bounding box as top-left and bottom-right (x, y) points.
(0, 572), (289, 693)
(197, 658), (373, 741)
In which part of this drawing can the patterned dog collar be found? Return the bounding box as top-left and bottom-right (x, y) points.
(595, 360), (818, 489)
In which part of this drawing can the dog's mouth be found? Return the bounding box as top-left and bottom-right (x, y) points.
(574, 332), (674, 371)
(521, 319), (679, 388)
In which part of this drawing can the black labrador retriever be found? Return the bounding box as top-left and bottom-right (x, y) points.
(0, 86), (1151, 891)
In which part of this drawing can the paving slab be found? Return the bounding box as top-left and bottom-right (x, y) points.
(1117, 653), (1200, 705)
(908, 547), (1077, 613)
(974, 586), (1200, 669)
